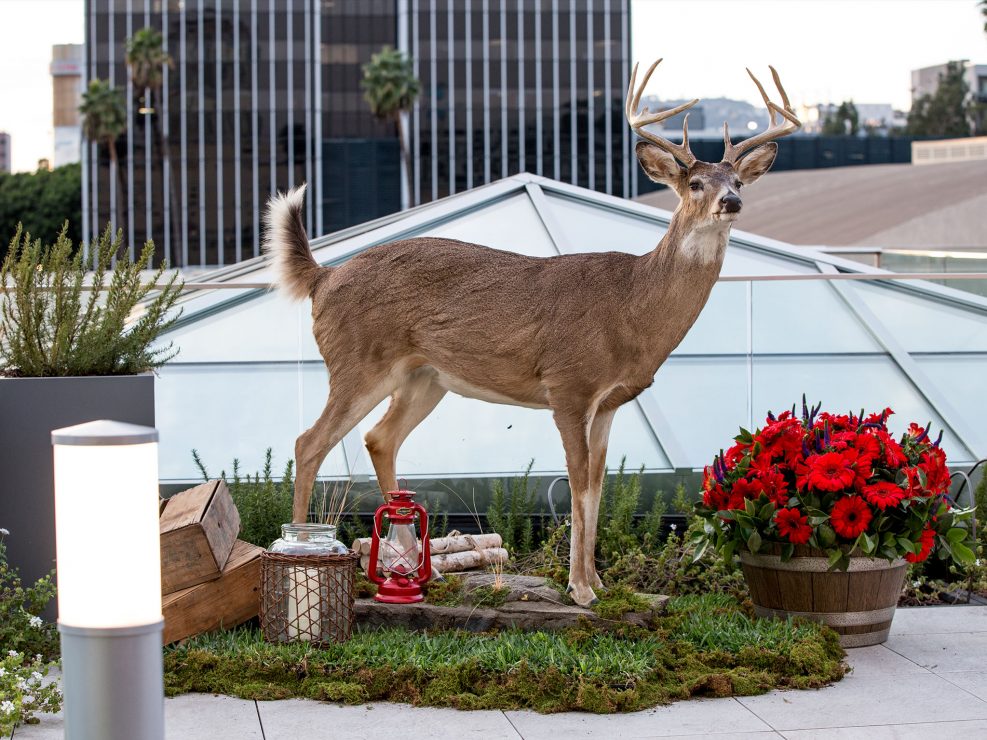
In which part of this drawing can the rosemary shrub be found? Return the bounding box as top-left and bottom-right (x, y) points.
(0, 224), (182, 377)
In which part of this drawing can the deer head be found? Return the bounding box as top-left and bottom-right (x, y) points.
(627, 59), (801, 230)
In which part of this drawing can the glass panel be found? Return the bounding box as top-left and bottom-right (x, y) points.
(752, 280), (881, 354)
(750, 355), (969, 463)
(673, 281), (748, 355)
(167, 293), (320, 363)
(913, 355), (987, 457)
(418, 192), (558, 256)
(544, 193), (665, 254)
(851, 281), (987, 353)
(721, 245), (819, 276)
(649, 356), (750, 469)
(354, 393), (670, 477)
(155, 363), (348, 482)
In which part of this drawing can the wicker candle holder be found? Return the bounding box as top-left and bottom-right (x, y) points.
(260, 551), (359, 645)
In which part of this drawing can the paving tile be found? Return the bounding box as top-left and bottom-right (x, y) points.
(841, 644), (928, 678)
(780, 718), (987, 739)
(736, 673), (987, 731)
(889, 605), (987, 635)
(165, 694), (263, 740)
(505, 698), (773, 739)
(9, 714), (62, 740)
(257, 699), (522, 740)
(13, 695), (261, 740)
(884, 633), (987, 673)
(941, 671), (987, 701)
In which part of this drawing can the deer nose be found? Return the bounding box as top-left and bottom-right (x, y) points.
(721, 193), (742, 213)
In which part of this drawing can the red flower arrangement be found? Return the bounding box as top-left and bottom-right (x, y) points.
(694, 398), (976, 571)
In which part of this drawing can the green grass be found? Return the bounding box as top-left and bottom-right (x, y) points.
(164, 594), (845, 713)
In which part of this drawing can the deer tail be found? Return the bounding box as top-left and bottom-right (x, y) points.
(263, 184), (322, 301)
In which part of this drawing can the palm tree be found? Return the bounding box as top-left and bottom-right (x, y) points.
(126, 27), (181, 267)
(361, 47), (420, 208)
(79, 79), (127, 235)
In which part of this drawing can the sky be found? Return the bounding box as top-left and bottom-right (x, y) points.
(0, 0), (984, 173)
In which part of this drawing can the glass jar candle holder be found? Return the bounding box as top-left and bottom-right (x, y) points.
(260, 523), (358, 645)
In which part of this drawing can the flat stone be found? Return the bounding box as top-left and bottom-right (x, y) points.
(457, 572), (566, 605)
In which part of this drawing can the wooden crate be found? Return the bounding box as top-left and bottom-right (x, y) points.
(162, 539), (263, 644)
(160, 479), (239, 595)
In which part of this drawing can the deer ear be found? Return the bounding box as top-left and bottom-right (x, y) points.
(734, 142), (777, 185)
(635, 142), (685, 186)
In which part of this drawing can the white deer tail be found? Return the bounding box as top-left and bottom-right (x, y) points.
(262, 184), (322, 301)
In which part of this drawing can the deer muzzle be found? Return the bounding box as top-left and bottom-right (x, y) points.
(720, 193), (742, 214)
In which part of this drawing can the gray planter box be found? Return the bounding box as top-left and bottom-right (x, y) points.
(0, 374), (155, 619)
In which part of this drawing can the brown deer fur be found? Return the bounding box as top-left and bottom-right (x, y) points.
(264, 62), (798, 606)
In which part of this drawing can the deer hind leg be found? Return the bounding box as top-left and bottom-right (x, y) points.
(585, 408), (616, 592)
(293, 368), (399, 523)
(553, 408), (596, 607)
(365, 367), (447, 497)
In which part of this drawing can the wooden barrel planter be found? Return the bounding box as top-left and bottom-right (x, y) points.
(739, 546), (907, 648)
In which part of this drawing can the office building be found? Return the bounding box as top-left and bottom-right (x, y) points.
(83, 1), (631, 267)
(52, 44), (85, 168)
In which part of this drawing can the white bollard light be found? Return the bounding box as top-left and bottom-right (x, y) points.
(52, 419), (164, 740)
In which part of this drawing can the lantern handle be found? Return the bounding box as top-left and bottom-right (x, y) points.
(413, 502), (431, 584)
(366, 507), (387, 585)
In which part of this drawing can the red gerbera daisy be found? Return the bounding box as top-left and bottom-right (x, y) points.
(905, 526), (936, 563)
(830, 496), (873, 539)
(775, 508), (812, 545)
(861, 480), (906, 510)
(803, 452), (856, 492)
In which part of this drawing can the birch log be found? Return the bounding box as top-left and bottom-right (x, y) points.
(351, 532), (502, 556)
(360, 547), (508, 574)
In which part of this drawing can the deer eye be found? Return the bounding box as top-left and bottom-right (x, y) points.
(689, 181), (702, 191)
(734, 179), (743, 189)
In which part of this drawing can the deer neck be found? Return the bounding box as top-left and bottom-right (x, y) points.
(626, 210), (730, 355)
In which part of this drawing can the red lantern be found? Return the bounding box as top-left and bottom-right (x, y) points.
(367, 489), (431, 604)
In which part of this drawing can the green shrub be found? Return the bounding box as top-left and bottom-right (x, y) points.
(0, 224), (182, 377)
(487, 460), (541, 556)
(0, 531), (62, 735)
(192, 448), (293, 548)
(0, 534), (58, 661)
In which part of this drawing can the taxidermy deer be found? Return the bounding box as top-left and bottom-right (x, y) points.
(265, 58), (800, 606)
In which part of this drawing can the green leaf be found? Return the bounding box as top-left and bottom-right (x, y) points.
(817, 524), (836, 547)
(758, 502), (776, 523)
(747, 530), (762, 554)
(897, 536), (919, 555)
(744, 498), (757, 517)
(946, 527), (967, 545)
(691, 538), (710, 563)
(949, 541), (976, 565)
(860, 532), (877, 555)
(827, 549), (844, 569)
(780, 543), (795, 561)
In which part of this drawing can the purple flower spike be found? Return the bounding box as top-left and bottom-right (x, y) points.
(802, 394), (809, 421)
(933, 430), (943, 448)
(767, 410), (776, 422)
(824, 421), (831, 447)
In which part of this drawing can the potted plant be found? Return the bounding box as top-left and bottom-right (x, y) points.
(0, 224), (182, 607)
(692, 398), (976, 647)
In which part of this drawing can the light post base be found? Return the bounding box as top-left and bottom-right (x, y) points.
(58, 619), (164, 740)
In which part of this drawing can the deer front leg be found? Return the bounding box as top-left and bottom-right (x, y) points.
(365, 368), (447, 498)
(553, 409), (597, 607)
(293, 370), (397, 522)
(585, 407), (616, 592)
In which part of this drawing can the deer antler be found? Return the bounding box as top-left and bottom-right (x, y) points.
(625, 58), (699, 167)
(722, 66), (801, 164)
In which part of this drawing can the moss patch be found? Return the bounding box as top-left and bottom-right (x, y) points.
(164, 594), (846, 713)
(423, 575), (464, 606)
(468, 584), (511, 609)
(591, 584), (654, 620)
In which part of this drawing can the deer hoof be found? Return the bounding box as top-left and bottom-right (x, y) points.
(567, 583), (598, 607)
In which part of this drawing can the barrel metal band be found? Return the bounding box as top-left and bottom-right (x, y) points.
(753, 604), (897, 627)
(739, 552), (906, 572)
(839, 629), (892, 648)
